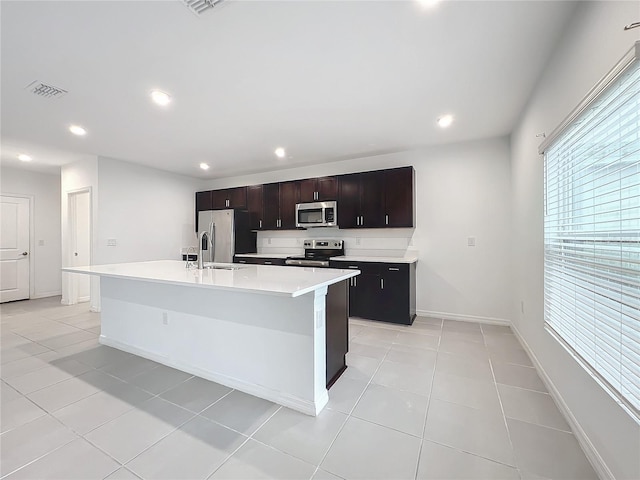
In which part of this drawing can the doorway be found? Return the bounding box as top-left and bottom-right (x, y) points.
(0, 195), (30, 302)
(67, 189), (91, 303)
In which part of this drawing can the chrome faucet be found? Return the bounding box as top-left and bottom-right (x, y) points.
(197, 230), (209, 269)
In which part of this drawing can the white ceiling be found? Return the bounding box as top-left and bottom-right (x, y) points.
(1, 0), (577, 178)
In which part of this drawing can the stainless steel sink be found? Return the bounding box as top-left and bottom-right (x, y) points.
(201, 263), (245, 271)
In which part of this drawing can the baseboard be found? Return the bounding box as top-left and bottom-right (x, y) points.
(510, 324), (614, 480)
(99, 335), (327, 416)
(417, 309), (511, 326)
(31, 291), (62, 299)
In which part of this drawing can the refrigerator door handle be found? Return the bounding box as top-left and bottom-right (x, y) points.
(209, 222), (215, 262)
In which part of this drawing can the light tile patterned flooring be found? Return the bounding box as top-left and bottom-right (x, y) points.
(0, 297), (598, 479)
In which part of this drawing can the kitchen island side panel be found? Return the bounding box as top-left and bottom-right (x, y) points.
(98, 276), (328, 415)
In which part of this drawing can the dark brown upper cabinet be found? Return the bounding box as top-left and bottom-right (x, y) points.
(211, 187), (247, 209)
(196, 166), (413, 233)
(262, 183), (280, 230)
(298, 176), (337, 202)
(383, 167), (415, 228)
(337, 167), (414, 229)
(196, 190), (212, 212)
(246, 184), (264, 230)
(261, 181), (300, 230)
(337, 171), (384, 228)
(279, 181), (300, 229)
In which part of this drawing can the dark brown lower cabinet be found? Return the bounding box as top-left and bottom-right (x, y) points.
(331, 260), (416, 325)
(326, 280), (348, 387)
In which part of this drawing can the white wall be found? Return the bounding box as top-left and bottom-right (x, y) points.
(204, 136), (513, 324)
(95, 157), (199, 265)
(0, 167), (61, 298)
(61, 157), (200, 310)
(510, 2), (640, 479)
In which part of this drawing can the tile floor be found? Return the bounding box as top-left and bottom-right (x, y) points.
(0, 296), (598, 479)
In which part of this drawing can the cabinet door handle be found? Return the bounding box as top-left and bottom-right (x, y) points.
(259, 220), (262, 228)
(348, 266), (358, 269)
(388, 267), (400, 271)
(381, 278), (384, 289)
(385, 214), (389, 225)
(354, 277), (357, 287)
(264, 261), (272, 265)
(360, 215), (364, 226)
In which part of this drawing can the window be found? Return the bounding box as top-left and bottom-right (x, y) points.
(542, 42), (640, 418)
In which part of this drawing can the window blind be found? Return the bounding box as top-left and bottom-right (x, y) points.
(543, 45), (640, 417)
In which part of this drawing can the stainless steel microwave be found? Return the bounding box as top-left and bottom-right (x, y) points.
(296, 201), (337, 228)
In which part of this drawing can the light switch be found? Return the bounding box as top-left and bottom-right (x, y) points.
(467, 236), (476, 247)
(107, 239), (117, 246)
(38, 239), (45, 246)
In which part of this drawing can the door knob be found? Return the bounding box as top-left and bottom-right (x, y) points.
(74, 252), (78, 256)
(21, 252), (28, 256)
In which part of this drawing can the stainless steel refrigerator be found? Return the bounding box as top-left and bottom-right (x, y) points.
(197, 209), (256, 263)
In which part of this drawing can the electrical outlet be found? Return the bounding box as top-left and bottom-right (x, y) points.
(162, 312), (169, 325)
(356, 237), (361, 246)
(467, 236), (476, 247)
(267, 238), (272, 245)
(38, 239), (45, 246)
(107, 239), (117, 247)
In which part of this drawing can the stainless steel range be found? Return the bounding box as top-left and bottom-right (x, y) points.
(285, 239), (344, 267)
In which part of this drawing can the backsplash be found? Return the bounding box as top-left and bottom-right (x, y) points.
(257, 228), (416, 257)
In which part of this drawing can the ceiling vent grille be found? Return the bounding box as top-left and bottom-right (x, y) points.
(25, 81), (68, 99)
(182, 0), (224, 16)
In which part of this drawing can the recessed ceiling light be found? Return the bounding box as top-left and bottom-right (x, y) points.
(417, 0), (441, 8)
(69, 125), (87, 136)
(437, 114), (454, 128)
(18, 154), (32, 162)
(275, 147), (286, 158)
(199, 163), (210, 170)
(151, 90), (171, 106)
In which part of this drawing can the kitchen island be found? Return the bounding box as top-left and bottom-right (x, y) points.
(62, 260), (359, 415)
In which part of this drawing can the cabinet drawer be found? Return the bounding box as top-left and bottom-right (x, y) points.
(383, 263), (408, 275)
(329, 261), (381, 275)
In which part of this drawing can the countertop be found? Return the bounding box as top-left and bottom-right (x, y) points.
(331, 253), (419, 264)
(234, 252), (419, 264)
(63, 260), (358, 298)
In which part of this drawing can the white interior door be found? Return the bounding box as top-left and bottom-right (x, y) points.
(70, 190), (91, 302)
(0, 196), (30, 303)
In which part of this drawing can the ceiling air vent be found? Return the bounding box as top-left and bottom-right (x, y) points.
(182, 0), (224, 16)
(25, 81), (68, 99)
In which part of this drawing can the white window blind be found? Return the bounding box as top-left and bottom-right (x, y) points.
(543, 43), (640, 418)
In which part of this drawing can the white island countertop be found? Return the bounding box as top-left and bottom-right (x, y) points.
(63, 260), (358, 298)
